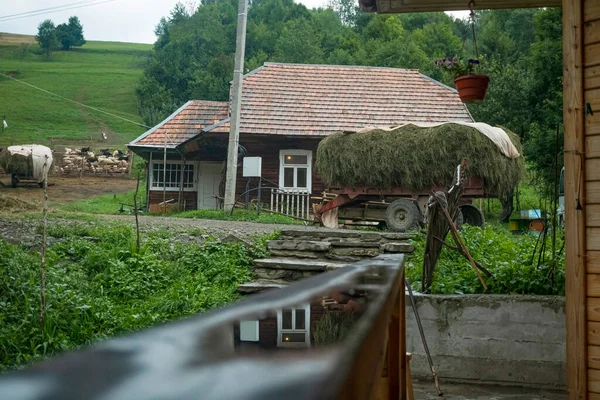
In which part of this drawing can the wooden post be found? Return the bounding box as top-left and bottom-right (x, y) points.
(178, 154), (185, 210)
(563, 0), (587, 398)
(163, 135), (167, 214)
(400, 271), (407, 400)
(223, 0), (248, 213)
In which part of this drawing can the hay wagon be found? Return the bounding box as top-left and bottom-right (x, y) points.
(0, 145), (53, 188)
(314, 123), (525, 231)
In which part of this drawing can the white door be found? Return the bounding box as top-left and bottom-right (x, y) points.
(197, 162), (222, 210)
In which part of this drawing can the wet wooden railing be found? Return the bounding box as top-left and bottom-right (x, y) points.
(0, 254), (407, 400)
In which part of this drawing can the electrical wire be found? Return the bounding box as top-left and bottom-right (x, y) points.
(0, 71), (150, 129)
(0, 0), (116, 22)
(1, 0), (102, 20)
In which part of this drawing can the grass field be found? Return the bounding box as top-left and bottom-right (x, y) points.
(0, 33), (151, 147)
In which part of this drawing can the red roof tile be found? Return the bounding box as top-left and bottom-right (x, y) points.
(131, 100), (228, 147)
(207, 63), (472, 135)
(130, 63), (472, 147)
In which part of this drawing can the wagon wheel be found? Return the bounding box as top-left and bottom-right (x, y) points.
(459, 204), (485, 227)
(11, 173), (18, 188)
(385, 199), (421, 232)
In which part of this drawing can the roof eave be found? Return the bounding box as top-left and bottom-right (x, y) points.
(128, 100), (193, 146)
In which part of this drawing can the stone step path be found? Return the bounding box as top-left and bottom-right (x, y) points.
(238, 228), (416, 294)
(253, 257), (346, 281)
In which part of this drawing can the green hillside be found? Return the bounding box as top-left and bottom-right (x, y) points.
(0, 33), (151, 147)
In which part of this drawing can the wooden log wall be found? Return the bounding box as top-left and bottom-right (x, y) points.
(585, 1), (600, 398)
(235, 135), (326, 202)
(564, 0), (600, 398)
(148, 191), (197, 212)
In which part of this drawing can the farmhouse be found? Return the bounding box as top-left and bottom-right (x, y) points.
(128, 62), (472, 212)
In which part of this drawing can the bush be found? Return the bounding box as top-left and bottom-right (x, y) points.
(0, 224), (264, 371)
(406, 225), (564, 295)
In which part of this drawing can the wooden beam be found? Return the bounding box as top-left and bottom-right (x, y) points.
(591, 368), (600, 394)
(589, 345), (600, 369)
(589, 251), (600, 273)
(564, 1), (587, 399)
(373, 0), (560, 14)
(589, 275), (600, 297)
(585, 66), (600, 90)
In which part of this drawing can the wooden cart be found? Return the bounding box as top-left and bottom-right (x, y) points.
(315, 176), (486, 232)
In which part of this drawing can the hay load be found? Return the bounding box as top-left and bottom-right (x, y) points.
(0, 145), (53, 183)
(0, 148), (33, 177)
(315, 122), (525, 197)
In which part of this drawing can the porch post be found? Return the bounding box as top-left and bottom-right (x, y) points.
(223, 0), (248, 213)
(563, 0), (587, 398)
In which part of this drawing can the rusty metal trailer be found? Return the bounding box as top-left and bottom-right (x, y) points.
(315, 176), (486, 231)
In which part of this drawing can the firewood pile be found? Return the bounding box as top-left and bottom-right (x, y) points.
(56, 147), (131, 175)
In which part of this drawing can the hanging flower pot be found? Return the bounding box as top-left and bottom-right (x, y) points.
(454, 74), (490, 104)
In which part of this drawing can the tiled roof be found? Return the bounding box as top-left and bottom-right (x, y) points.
(207, 63), (472, 135)
(130, 100), (229, 147)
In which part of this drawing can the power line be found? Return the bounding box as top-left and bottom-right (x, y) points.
(0, 1), (101, 20)
(0, 71), (150, 129)
(0, 0), (117, 22)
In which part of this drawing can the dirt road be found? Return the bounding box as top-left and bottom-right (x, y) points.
(0, 214), (323, 248)
(0, 175), (137, 205)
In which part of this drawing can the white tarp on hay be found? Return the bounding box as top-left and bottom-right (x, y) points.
(356, 122), (520, 159)
(7, 145), (53, 182)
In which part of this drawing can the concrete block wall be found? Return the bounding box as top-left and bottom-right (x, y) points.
(406, 295), (565, 389)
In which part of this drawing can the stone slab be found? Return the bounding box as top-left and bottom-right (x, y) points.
(267, 240), (331, 252)
(330, 247), (381, 257)
(253, 268), (316, 282)
(237, 280), (287, 294)
(253, 257), (345, 272)
(381, 242), (414, 253)
(329, 241), (381, 248)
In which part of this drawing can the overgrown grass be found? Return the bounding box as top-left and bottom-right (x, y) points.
(0, 223), (268, 371)
(0, 38), (150, 146)
(58, 184), (147, 215)
(173, 209), (304, 225)
(406, 225), (565, 295)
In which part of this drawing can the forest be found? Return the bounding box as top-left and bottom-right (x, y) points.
(136, 0), (563, 195)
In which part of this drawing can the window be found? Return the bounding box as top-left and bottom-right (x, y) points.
(151, 161), (196, 191)
(240, 320), (259, 342)
(277, 304), (310, 347)
(279, 150), (312, 191)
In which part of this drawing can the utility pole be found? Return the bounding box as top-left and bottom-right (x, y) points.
(223, 0), (248, 213)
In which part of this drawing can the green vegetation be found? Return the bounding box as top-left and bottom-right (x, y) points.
(316, 124), (524, 197)
(59, 184), (147, 215)
(0, 223), (268, 370)
(55, 16), (86, 51)
(173, 208), (303, 225)
(0, 35), (150, 146)
(313, 311), (356, 346)
(56, 187), (301, 225)
(406, 225), (564, 296)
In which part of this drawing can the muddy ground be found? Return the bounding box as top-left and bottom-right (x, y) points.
(0, 174), (137, 205)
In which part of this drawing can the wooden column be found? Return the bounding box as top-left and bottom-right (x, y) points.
(564, 0), (587, 398)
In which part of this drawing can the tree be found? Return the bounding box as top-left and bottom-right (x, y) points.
(56, 16), (86, 50)
(36, 19), (58, 58)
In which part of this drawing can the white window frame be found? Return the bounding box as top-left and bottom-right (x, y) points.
(150, 160), (197, 191)
(277, 303), (311, 348)
(279, 149), (312, 191)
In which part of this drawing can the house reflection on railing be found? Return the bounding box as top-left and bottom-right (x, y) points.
(0, 254), (408, 400)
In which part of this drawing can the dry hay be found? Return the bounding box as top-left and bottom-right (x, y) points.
(0, 149), (34, 177)
(0, 193), (40, 213)
(315, 124), (525, 197)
